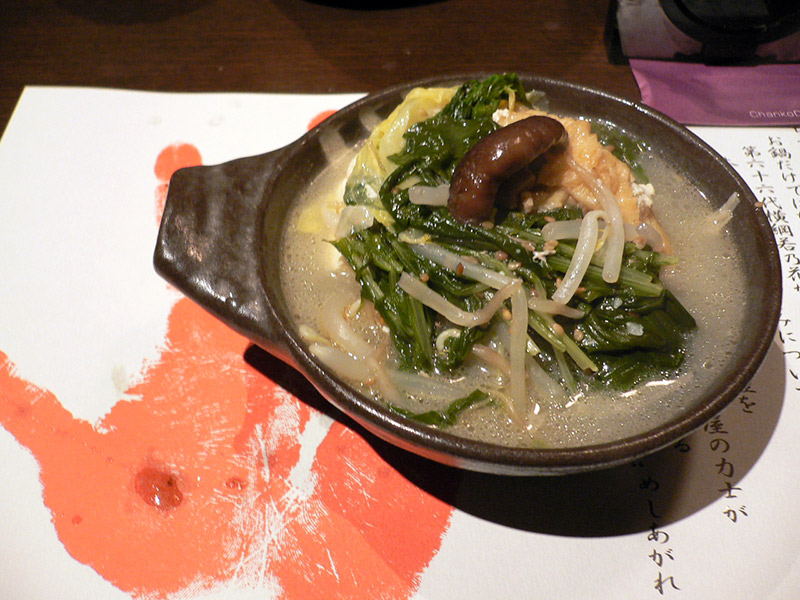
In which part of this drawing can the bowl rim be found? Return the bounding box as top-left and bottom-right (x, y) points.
(160, 72), (783, 475)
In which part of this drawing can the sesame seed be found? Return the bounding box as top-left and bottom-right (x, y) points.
(543, 239), (559, 252)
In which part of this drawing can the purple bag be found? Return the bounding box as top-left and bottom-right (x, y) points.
(630, 59), (800, 126)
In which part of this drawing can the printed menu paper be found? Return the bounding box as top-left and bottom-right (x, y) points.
(0, 87), (798, 599)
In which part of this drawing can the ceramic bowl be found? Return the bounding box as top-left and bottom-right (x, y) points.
(154, 74), (781, 475)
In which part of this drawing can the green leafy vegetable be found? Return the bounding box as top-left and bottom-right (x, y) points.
(387, 73), (529, 185)
(389, 390), (490, 427)
(329, 73), (696, 429)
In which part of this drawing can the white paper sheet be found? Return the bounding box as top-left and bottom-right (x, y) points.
(0, 88), (798, 600)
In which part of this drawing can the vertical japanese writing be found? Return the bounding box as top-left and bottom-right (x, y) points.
(704, 415), (749, 523)
(735, 133), (800, 390)
(780, 318), (800, 390)
(638, 442), (690, 594)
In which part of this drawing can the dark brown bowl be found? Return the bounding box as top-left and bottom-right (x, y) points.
(153, 74), (781, 475)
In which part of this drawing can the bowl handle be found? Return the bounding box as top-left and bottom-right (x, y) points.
(153, 150), (290, 358)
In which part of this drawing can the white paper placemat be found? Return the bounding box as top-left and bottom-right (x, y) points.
(1, 87), (798, 600)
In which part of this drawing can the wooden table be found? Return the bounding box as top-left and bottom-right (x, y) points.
(0, 0), (638, 134)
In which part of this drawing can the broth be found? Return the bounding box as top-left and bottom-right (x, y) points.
(279, 143), (747, 448)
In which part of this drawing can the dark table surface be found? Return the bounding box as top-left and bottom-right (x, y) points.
(0, 0), (638, 135)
